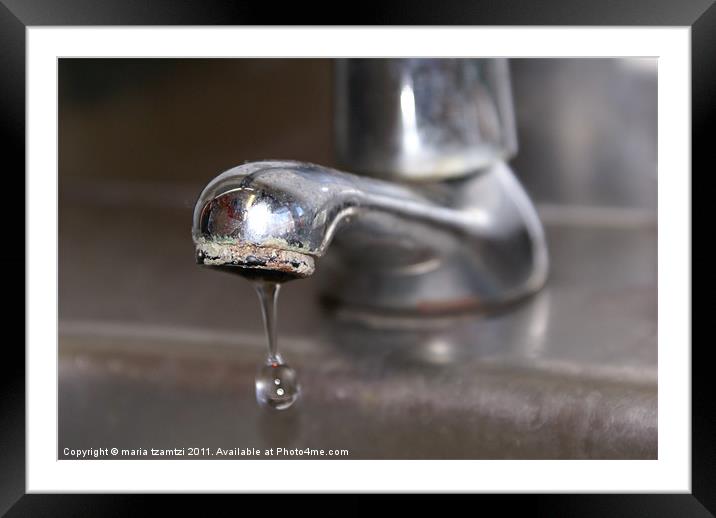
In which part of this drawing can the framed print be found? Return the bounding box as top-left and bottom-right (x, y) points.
(3, 0), (710, 511)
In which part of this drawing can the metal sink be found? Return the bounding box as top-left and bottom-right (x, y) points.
(59, 201), (656, 459)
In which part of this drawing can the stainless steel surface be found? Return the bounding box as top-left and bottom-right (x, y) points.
(57, 59), (656, 210)
(335, 59), (517, 180)
(511, 58), (658, 209)
(59, 198), (656, 459)
(192, 159), (547, 312)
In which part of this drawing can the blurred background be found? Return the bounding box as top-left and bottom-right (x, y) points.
(59, 59), (657, 459)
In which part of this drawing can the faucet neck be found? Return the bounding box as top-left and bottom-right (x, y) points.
(334, 58), (518, 182)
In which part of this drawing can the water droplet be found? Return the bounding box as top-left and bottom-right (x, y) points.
(255, 361), (300, 410)
(253, 281), (301, 410)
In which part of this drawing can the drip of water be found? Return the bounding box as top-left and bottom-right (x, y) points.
(254, 281), (300, 410)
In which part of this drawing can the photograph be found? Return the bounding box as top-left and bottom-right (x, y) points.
(57, 57), (657, 460)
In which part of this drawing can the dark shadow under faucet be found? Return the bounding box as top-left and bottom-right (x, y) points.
(192, 59), (548, 314)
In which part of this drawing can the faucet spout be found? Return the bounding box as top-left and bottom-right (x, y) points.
(193, 159), (548, 312)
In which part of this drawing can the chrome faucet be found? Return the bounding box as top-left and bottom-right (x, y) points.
(192, 59), (548, 313)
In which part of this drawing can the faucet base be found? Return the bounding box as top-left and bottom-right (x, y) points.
(314, 161), (548, 315)
(317, 245), (546, 315)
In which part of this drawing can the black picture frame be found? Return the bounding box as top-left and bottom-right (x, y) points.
(2, 0), (709, 512)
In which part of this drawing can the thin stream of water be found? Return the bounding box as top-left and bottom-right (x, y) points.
(254, 281), (280, 362)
